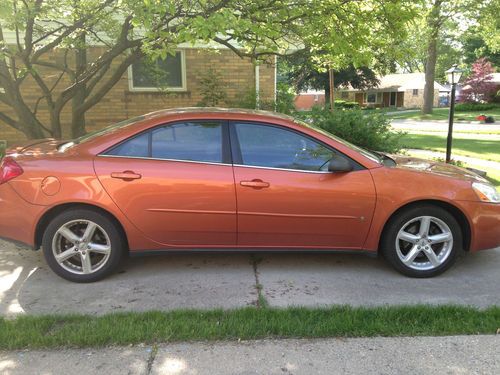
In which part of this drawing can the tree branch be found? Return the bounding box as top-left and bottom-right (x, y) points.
(0, 111), (19, 130)
(77, 48), (142, 114)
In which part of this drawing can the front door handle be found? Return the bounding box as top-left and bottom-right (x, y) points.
(240, 179), (270, 189)
(111, 171), (142, 180)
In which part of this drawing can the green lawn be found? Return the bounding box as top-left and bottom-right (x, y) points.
(1, 305), (499, 350)
(388, 108), (500, 122)
(401, 133), (500, 162)
(401, 132), (500, 188)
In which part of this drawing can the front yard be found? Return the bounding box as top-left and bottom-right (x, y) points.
(400, 132), (500, 188)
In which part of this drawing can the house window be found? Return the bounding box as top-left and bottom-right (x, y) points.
(341, 91), (349, 99)
(129, 51), (186, 91)
(365, 92), (378, 103)
(412, 89), (418, 96)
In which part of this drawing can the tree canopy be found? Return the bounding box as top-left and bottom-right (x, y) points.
(0, 1), (414, 139)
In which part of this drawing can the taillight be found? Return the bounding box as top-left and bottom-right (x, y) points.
(0, 157), (24, 185)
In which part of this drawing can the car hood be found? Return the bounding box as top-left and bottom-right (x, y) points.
(390, 154), (488, 183)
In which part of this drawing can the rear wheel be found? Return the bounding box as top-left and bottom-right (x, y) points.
(42, 209), (125, 282)
(381, 205), (462, 277)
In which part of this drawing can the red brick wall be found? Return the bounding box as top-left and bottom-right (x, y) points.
(0, 48), (276, 144)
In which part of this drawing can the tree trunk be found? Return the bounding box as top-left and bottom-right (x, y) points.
(329, 68), (335, 111)
(422, 0), (442, 115)
(71, 36), (87, 138)
(423, 35), (438, 114)
(324, 80), (330, 109)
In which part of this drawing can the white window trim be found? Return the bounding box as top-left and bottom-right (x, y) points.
(128, 50), (187, 92)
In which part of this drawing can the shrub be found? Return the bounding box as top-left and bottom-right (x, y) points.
(455, 102), (500, 112)
(334, 100), (360, 109)
(229, 82), (296, 115)
(196, 68), (227, 106)
(273, 82), (295, 114)
(301, 108), (405, 153)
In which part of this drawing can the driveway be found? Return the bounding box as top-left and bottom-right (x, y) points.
(2, 239), (500, 316)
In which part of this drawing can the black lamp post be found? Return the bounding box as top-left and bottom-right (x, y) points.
(445, 64), (463, 163)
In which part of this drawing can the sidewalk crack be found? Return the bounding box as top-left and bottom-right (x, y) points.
(251, 254), (268, 308)
(145, 343), (158, 375)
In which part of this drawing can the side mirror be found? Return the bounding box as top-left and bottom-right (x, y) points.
(328, 154), (353, 173)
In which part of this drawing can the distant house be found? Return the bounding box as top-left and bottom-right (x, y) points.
(339, 73), (450, 109)
(294, 89), (326, 110)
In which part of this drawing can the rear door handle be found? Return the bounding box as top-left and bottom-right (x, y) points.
(240, 179), (270, 189)
(111, 171), (142, 180)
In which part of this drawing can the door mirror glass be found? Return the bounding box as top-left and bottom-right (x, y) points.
(328, 155), (353, 173)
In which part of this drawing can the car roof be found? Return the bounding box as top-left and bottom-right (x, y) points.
(143, 107), (297, 122)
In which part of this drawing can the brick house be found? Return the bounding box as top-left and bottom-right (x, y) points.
(0, 45), (276, 145)
(293, 89), (326, 110)
(338, 73), (450, 109)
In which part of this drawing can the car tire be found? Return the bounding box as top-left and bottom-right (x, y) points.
(42, 208), (126, 283)
(381, 205), (463, 278)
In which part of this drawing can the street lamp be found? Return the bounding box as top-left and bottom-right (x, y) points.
(445, 64), (463, 163)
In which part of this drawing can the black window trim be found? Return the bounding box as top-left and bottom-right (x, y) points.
(228, 120), (364, 173)
(99, 119), (232, 165)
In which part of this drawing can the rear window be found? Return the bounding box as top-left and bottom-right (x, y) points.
(104, 121), (224, 163)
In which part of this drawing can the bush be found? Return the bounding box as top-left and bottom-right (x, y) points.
(301, 108), (405, 153)
(455, 102), (500, 112)
(229, 82), (296, 115)
(196, 68), (228, 106)
(334, 100), (360, 109)
(273, 82), (295, 114)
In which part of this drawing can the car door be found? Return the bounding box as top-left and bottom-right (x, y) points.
(230, 122), (376, 249)
(94, 120), (237, 247)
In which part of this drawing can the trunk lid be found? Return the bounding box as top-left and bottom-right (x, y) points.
(5, 138), (65, 157)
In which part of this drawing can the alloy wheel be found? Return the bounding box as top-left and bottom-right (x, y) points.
(395, 216), (454, 271)
(52, 219), (112, 275)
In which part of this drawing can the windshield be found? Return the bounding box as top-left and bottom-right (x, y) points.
(59, 116), (145, 151)
(294, 119), (382, 164)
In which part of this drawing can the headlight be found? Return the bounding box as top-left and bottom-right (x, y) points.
(472, 182), (500, 203)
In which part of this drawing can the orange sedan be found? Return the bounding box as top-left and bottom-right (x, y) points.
(0, 108), (498, 282)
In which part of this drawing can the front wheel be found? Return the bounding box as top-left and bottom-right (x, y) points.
(42, 209), (125, 282)
(381, 205), (463, 278)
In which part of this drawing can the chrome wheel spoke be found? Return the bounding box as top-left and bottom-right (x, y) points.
(80, 252), (92, 274)
(88, 243), (111, 255)
(399, 231), (420, 244)
(423, 247), (440, 267)
(402, 246), (421, 265)
(55, 247), (77, 263)
(428, 232), (452, 244)
(418, 216), (431, 237)
(81, 222), (97, 243)
(57, 227), (80, 244)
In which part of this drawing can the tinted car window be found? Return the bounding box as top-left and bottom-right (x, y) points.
(105, 122), (223, 163)
(234, 123), (334, 171)
(106, 132), (149, 157)
(152, 122), (222, 162)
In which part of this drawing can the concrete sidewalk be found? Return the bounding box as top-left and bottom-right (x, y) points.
(2, 240), (500, 316)
(1, 336), (499, 374)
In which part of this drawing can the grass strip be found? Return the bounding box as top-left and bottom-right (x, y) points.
(1, 305), (499, 350)
(400, 133), (500, 162)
